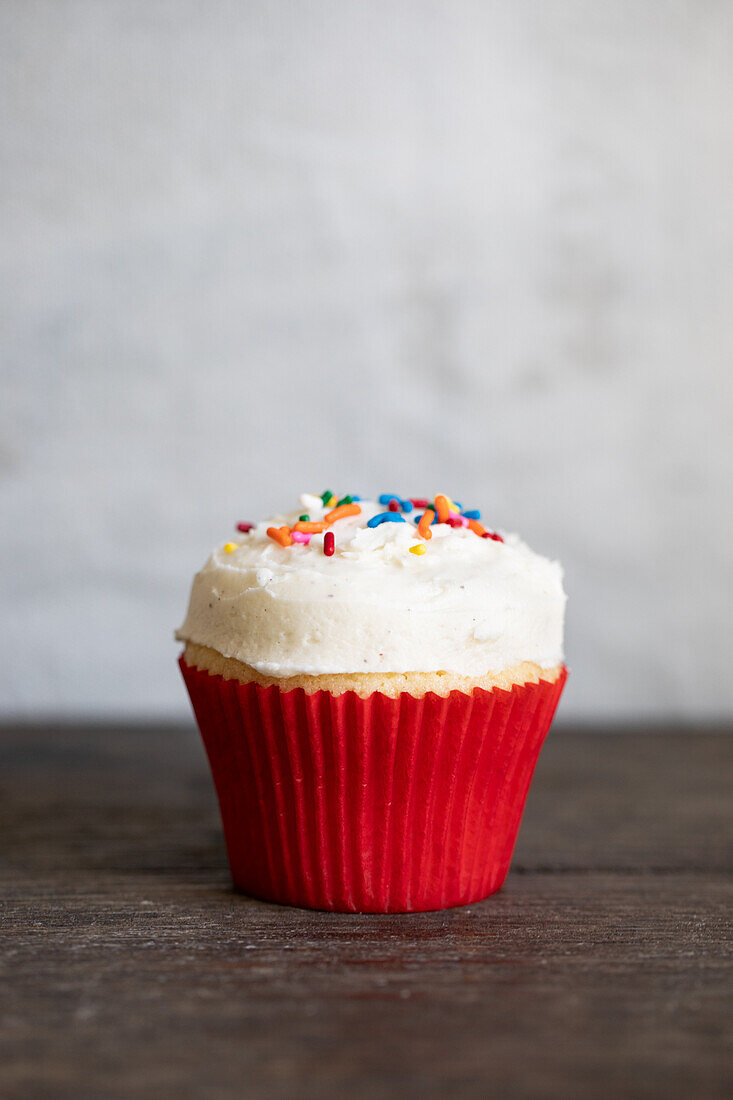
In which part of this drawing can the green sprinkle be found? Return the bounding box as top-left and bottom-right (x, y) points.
(336, 495), (353, 506)
(299, 514), (309, 522)
(320, 489), (333, 505)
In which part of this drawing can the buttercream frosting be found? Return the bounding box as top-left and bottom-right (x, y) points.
(176, 494), (566, 678)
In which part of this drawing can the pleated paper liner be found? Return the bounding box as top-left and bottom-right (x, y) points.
(180, 657), (567, 913)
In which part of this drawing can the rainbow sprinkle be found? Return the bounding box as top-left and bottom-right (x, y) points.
(237, 492), (503, 560)
(267, 526), (292, 548)
(367, 512), (406, 528)
(378, 493), (413, 513)
(417, 509), (435, 540)
(325, 503), (361, 525)
(434, 495), (450, 523)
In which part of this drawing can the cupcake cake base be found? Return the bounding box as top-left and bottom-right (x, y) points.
(180, 650), (567, 914)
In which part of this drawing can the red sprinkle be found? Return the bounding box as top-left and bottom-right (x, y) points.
(236, 522), (254, 533)
(388, 499), (400, 512)
(446, 516), (463, 527)
(324, 531), (335, 557)
(482, 531), (505, 543)
(410, 498), (430, 508)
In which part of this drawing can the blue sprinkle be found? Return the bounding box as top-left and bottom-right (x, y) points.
(351, 495), (361, 501)
(367, 512), (407, 528)
(378, 493), (401, 506)
(400, 500), (413, 513)
(453, 501), (463, 510)
(462, 509), (481, 520)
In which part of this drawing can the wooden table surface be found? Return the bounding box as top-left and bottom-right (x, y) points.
(2, 723), (731, 1099)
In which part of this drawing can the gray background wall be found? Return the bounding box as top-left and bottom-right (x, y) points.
(2, 0), (731, 721)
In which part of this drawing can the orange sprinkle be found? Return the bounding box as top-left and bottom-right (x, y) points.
(266, 525), (293, 547)
(434, 495), (450, 523)
(467, 519), (486, 537)
(294, 520), (326, 534)
(324, 503), (361, 525)
(418, 508), (435, 540)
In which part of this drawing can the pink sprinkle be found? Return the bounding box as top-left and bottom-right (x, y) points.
(291, 530), (311, 544)
(324, 531), (335, 557)
(236, 522), (254, 533)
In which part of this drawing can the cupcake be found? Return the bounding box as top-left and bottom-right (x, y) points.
(176, 491), (567, 913)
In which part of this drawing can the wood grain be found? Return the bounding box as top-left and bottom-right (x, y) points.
(1, 725), (731, 1099)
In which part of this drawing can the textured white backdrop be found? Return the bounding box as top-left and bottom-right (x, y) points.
(1, 1), (732, 719)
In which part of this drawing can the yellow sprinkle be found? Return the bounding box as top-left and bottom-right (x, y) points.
(409, 544), (427, 556)
(327, 495), (337, 507)
(223, 542), (238, 553)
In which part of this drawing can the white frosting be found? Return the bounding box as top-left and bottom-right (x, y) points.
(176, 496), (566, 677)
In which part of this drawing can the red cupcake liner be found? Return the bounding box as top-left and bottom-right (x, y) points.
(180, 657), (567, 913)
